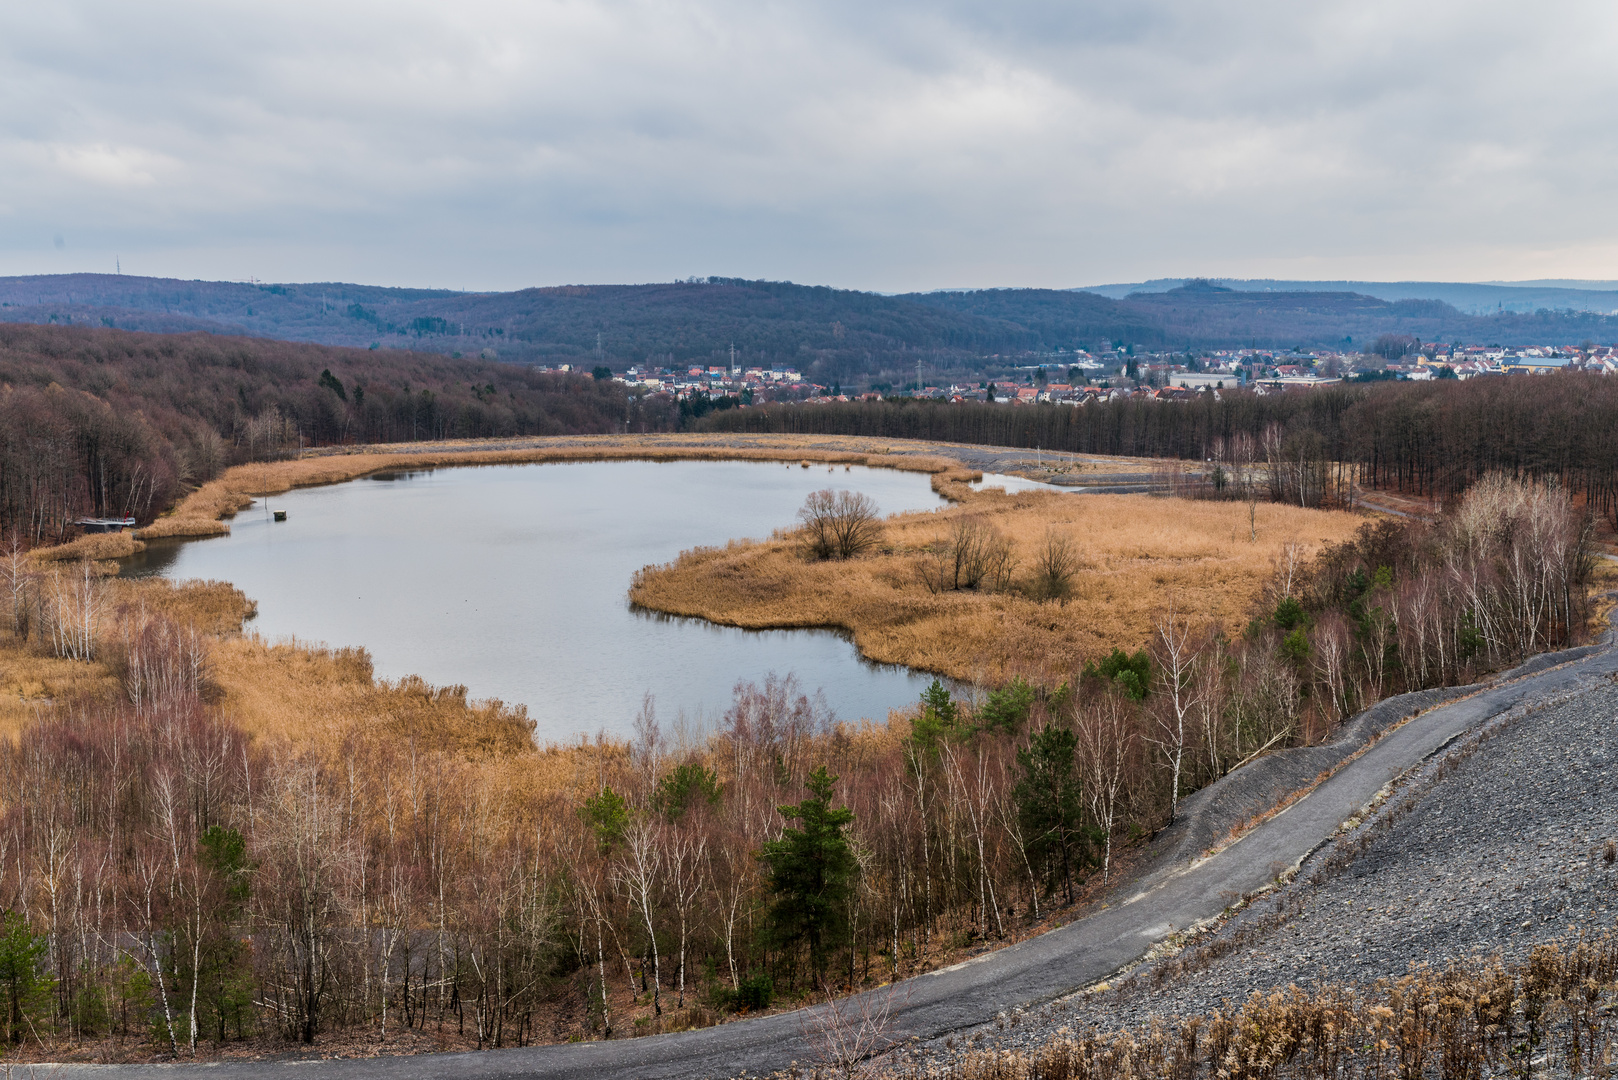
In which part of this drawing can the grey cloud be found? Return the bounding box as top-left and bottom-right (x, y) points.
(2, 0), (1616, 290)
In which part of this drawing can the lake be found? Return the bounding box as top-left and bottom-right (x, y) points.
(122, 459), (950, 742)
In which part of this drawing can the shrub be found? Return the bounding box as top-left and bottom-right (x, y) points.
(1085, 648), (1150, 701)
(712, 973), (775, 1013)
(1027, 528), (1077, 602)
(653, 762), (722, 820)
(0, 909), (53, 1045)
(978, 677), (1036, 734)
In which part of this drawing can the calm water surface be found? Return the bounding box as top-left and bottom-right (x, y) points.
(123, 460), (949, 741)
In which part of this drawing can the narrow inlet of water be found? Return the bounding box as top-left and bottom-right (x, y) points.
(123, 459), (951, 742)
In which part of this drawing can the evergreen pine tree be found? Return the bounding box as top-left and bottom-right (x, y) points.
(1012, 725), (1086, 904)
(760, 766), (858, 981)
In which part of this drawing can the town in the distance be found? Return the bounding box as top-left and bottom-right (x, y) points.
(575, 338), (1618, 405)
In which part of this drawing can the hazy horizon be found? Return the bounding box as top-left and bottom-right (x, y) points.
(5, 269), (1618, 298)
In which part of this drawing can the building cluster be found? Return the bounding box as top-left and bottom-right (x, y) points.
(538, 361), (823, 402)
(538, 341), (1618, 407)
(891, 341), (1618, 405)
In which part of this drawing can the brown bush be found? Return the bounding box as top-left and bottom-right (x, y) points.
(1027, 528), (1078, 602)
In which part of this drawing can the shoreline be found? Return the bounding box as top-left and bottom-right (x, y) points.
(127, 433), (987, 544)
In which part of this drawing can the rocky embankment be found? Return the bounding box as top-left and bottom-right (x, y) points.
(909, 671), (1618, 1068)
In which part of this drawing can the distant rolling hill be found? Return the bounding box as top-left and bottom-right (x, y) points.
(3, 274), (1615, 386)
(1084, 276), (1618, 316)
(1116, 281), (1618, 348)
(0, 275), (1156, 383)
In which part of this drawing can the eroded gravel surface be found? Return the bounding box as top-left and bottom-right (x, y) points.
(911, 676), (1618, 1067)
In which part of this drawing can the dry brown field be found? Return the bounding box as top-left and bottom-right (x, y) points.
(631, 488), (1367, 686)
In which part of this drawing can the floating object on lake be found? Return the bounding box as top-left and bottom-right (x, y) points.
(273, 510), (287, 522)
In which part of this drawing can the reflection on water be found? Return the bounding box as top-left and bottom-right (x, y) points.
(124, 460), (949, 742)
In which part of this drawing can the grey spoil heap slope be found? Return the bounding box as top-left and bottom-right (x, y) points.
(53, 620), (1618, 1080)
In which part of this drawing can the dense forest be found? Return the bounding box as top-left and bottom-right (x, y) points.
(5, 275), (1617, 389)
(0, 324), (665, 543)
(0, 472), (1596, 1056)
(697, 372), (1618, 525)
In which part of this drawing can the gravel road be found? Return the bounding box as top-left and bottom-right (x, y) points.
(50, 626), (1618, 1080)
(912, 665), (1618, 1069)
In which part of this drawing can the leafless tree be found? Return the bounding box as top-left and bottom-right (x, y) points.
(663, 826), (708, 1008)
(919, 515), (1016, 593)
(631, 693), (663, 797)
(942, 738), (1006, 939)
(1150, 602), (1206, 823)
(1230, 431), (1260, 540)
(1, 537), (34, 641)
(1077, 693), (1134, 881)
(614, 818), (664, 1016)
(1272, 541), (1307, 601)
(1311, 612), (1353, 726)
(43, 562), (99, 661)
(798, 489), (883, 560)
(1191, 633), (1229, 779)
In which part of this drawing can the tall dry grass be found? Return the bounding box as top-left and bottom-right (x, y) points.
(0, 576), (252, 742)
(895, 933), (1618, 1080)
(132, 578), (622, 799)
(27, 531), (147, 562)
(631, 491), (1366, 685)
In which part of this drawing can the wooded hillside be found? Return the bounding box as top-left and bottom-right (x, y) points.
(6, 276), (1617, 390)
(0, 324), (664, 543)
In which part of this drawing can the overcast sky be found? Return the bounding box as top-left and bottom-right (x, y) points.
(3, 0), (1616, 292)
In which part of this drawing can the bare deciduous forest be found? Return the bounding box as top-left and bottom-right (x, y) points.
(697, 373), (1618, 524)
(0, 469), (1601, 1060)
(0, 324), (669, 543)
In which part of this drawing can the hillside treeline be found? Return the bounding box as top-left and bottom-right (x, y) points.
(8, 275), (1618, 383)
(0, 475), (1595, 1057)
(698, 373), (1618, 523)
(0, 324), (670, 544)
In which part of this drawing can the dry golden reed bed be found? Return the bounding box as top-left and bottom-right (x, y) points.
(631, 490), (1366, 685)
(135, 433), (982, 540)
